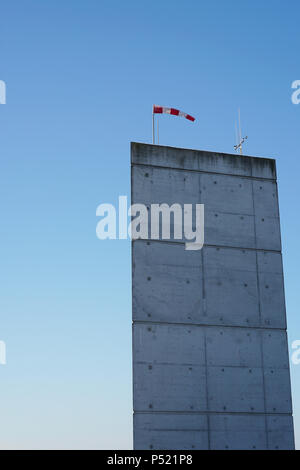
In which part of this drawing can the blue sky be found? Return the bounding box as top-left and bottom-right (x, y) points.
(0, 0), (299, 449)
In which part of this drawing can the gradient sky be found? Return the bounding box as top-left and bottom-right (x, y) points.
(0, 0), (300, 449)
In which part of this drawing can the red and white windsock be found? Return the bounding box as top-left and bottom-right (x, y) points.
(153, 105), (195, 122)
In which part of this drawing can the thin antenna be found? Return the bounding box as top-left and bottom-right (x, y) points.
(234, 109), (248, 155)
(238, 108), (242, 150)
(235, 121), (239, 149)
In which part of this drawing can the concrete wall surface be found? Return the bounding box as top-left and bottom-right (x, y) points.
(131, 142), (295, 450)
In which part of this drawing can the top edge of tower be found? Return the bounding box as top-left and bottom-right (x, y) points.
(130, 142), (277, 180)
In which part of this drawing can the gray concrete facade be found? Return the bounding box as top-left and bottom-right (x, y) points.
(131, 142), (295, 450)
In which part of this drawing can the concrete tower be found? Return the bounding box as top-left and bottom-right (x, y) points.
(131, 142), (294, 450)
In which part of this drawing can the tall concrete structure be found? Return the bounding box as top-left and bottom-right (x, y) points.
(131, 142), (294, 450)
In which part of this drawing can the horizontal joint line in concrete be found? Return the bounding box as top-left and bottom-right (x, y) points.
(131, 162), (277, 182)
(133, 411), (293, 417)
(133, 320), (287, 332)
(205, 243), (281, 254)
(133, 238), (282, 254)
(133, 361), (289, 370)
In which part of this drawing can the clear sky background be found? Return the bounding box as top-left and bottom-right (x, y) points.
(0, 0), (299, 449)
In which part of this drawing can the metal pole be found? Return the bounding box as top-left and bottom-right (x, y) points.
(235, 121), (239, 153)
(157, 116), (159, 145)
(238, 109), (242, 155)
(152, 113), (155, 144)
